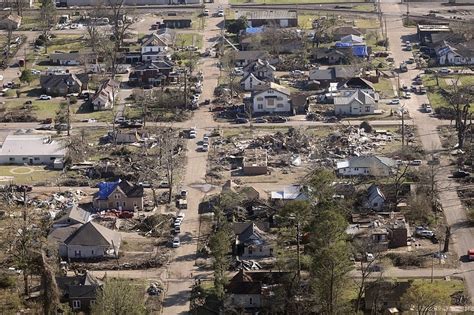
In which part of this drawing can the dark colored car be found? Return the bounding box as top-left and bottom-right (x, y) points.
(235, 117), (248, 124)
(267, 116), (287, 123)
(452, 170), (470, 178)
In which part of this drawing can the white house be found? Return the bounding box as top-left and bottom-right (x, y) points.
(92, 79), (119, 111)
(0, 135), (66, 167)
(366, 184), (386, 211)
(334, 89), (378, 116)
(233, 222), (274, 258)
(141, 29), (174, 61)
(241, 73), (267, 91)
(252, 83), (291, 114)
(243, 59), (275, 81)
(336, 155), (396, 177)
(436, 40), (474, 66)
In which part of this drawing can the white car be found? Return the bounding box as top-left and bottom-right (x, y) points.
(30, 69), (41, 75)
(189, 131), (197, 139)
(203, 135), (209, 143)
(203, 9), (209, 16)
(202, 143), (209, 152)
(389, 99), (400, 105)
(217, 10), (224, 17)
(39, 95), (52, 100)
(172, 236), (180, 248)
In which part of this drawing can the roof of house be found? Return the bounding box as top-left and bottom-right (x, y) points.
(55, 205), (91, 225)
(226, 270), (290, 295)
(2, 14), (22, 24)
(333, 26), (363, 36)
(241, 73), (267, 86)
(0, 135), (66, 157)
(364, 281), (411, 310)
(49, 52), (96, 61)
(142, 29), (174, 47)
(436, 39), (474, 58)
(336, 155), (396, 170)
(96, 180), (144, 200)
(270, 185), (308, 200)
(236, 10), (297, 20)
(64, 221), (121, 247)
(48, 223), (82, 244)
(40, 73), (89, 89)
(338, 77), (375, 91)
(234, 50), (267, 61)
(313, 47), (348, 59)
(334, 89), (375, 106)
(368, 184), (386, 202)
(341, 34), (364, 44)
(236, 223), (272, 246)
(56, 271), (102, 299)
(243, 59), (276, 74)
(253, 82), (290, 97)
(309, 66), (358, 81)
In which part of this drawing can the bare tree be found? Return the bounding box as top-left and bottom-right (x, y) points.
(448, 77), (473, 149)
(39, 0), (57, 54)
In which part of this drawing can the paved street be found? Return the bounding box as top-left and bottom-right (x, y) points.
(381, 0), (474, 300)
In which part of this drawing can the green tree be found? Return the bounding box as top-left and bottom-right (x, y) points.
(401, 281), (450, 315)
(309, 210), (352, 314)
(92, 278), (146, 315)
(225, 16), (248, 35)
(20, 69), (35, 85)
(306, 168), (337, 204)
(209, 198), (233, 302)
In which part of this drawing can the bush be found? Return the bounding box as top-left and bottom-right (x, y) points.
(0, 273), (16, 289)
(69, 96), (78, 104)
(386, 253), (426, 267)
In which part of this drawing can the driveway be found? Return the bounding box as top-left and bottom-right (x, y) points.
(381, 0), (474, 300)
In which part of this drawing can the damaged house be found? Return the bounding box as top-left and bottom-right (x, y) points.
(128, 59), (175, 87)
(93, 180), (144, 211)
(233, 222), (274, 258)
(56, 271), (102, 312)
(92, 78), (120, 111)
(40, 73), (89, 97)
(243, 149), (268, 176)
(365, 184), (386, 211)
(337, 155), (396, 177)
(241, 59), (275, 91)
(347, 213), (409, 249)
(225, 270), (291, 311)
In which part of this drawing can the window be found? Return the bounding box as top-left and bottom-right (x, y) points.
(249, 297), (253, 305)
(72, 300), (81, 309)
(123, 201), (126, 207)
(115, 194), (120, 199)
(257, 104), (263, 110)
(267, 90), (274, 94)
(116, 202), (120, 207)
(9, 158), (14, 162)
(277, 103), (284, 108)
(354, 168), (359, 171)
(50, 157), (56, 160)
(267, 98), (275, 106)
(74, 250), (81, 257)
(22, 157), (27, 161)
(34, 157), (40, 161)
(91, 250), (94, 255)
(259, 247), (262, 252)
(277, 96), (283, 100)
(257, 97), (263, 101)
(90, 300), (95, 307)
(365, 106), (371, 112)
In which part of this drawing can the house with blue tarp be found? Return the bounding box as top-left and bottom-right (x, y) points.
(352, 45), (369, 57)
(93, 179), (144, 211)
(245, 26), (264, 35)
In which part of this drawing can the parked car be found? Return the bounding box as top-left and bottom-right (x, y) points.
(203, 9), (209, 16)
(172, 236), (180, 248)
(389, 99), (400, 105)
(452, 170), (470, 178)
(267, 116), (287, 123)
(159, 181), (170, 188)
(180, 190), (188, 199)
(189, 130), (197, 139)
(39, 95), (52, 100)
(202, 143), (209, 152)
(235, 117), (248, 124)
(254, 117), (267, 123)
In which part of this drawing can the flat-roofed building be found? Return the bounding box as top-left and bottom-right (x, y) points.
(235, 10), (298, 28)
(0, 135), (66, 167)
(417, 24), (451, 45)
(243, 149), (268, 175)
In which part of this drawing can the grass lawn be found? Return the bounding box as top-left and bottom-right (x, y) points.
(176, 33), (203, 49)
(47, 35), (87, 53)
(354, 18), (380, 29)
(374, 78), (395, 98)
(0, 165), (62, 185)
(423, 74), (474, 111)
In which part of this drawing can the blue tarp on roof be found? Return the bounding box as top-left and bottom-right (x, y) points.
(352, 45), (368, 57)
(97, 180), (120, 199)
(245, 26), (264, 34)
(335, 42), (352, 48)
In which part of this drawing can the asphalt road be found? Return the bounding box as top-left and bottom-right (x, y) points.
(381, 0), (474, 301)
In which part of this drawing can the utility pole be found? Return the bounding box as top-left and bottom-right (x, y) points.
(384, 17), (388, 51)
(184, 70), (188, 110)
(296, 221), (301, 279)
(67, 97), (71, 137)
(401, 106), (405, 149)
(406, 1), (410, 24)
